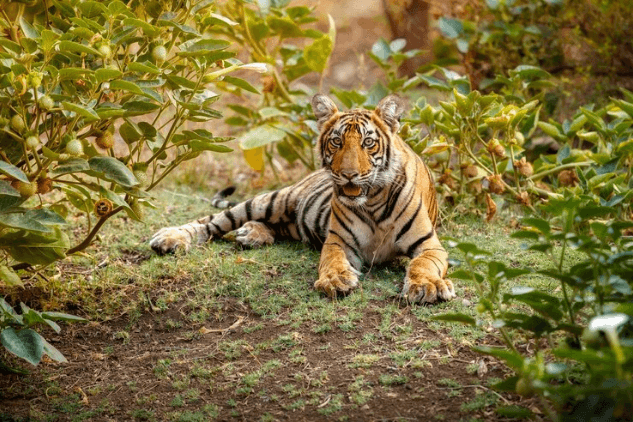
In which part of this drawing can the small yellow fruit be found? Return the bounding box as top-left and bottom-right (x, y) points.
(151, 45), (167, 63)
(515, 378), (533, 397)
(65, 139), (84, 156)
(12, 180), (37, 198)
(98, 44), (112, 58)
(95, 131), (115, 149)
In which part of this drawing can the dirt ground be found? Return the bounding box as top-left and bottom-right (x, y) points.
(1, 293), (538, 421)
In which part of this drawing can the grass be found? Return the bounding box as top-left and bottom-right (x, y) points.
(0, 184), (584, 421)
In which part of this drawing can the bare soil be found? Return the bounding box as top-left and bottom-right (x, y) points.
(1, 291), (537, 421)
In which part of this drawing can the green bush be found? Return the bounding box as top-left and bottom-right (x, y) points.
(436, 0), (633, 87)
(209, 0), (335, 172)
(438, 199), (633, 421)
(0, 0), (277, 367)
(0, 0), (277, 278)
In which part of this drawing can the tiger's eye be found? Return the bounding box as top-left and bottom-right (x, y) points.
(363, 138), (376, 148)
(330, 137), (341, 147)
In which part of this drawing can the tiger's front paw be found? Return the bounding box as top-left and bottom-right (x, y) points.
(149, 227), (193, 255)
(401, 275), (456, 304)
(314, 267), (359, 298)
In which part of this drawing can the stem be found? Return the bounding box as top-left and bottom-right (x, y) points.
(528, 161), (592, 181)
(66, 207), (123, 255)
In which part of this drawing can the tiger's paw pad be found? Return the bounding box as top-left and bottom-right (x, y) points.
(235, 222), (274, 248)
(149, 227), (192, 255)
(401, 277), (456, 304)
(314, 269), (359, 298)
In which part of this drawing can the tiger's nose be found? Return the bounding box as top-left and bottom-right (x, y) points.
(340, 170), (358, 180)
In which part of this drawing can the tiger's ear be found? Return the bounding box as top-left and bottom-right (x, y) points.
(375, 94), (407, 133)
(311, 94), (339, 130)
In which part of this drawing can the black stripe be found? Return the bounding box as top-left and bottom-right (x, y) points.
(224, 209), (236, 229)
(211, 222), (222, 234)
(405, 229), (434, 257)
(205, 224), (211, 237)
(327, 231), (360, 259)
(395, 200), (422, 243)
(349, 205), (375, 231)
(333, 211), (362, 251)
(377, 172), (406, 223)
(244, 198), (253, 221)
(264, 191), (279, 221)
(313, 192), (332, 238)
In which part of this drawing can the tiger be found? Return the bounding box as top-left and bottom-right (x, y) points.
(149, 94), (455, 304)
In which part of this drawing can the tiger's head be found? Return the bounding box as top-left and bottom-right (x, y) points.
(311, 94), (407, 206)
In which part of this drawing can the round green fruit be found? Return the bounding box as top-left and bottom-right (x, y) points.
(10, 115), (26, 133)
(151, 45), (167, 63)
(65, 139), (84, 156)
(13, 180), (38, 198)
(38, 95), (54, 111)
(515, 378), (533, 397)
(25, 135), (40, 150)
(133, 170), (148, 188)
(98, 44), (112, 58)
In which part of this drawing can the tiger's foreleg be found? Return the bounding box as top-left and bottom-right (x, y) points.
(314, 232), (361, 298)
(402, 230), (455, 303)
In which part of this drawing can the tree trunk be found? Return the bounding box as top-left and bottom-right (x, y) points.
(382, 0), (431, 76)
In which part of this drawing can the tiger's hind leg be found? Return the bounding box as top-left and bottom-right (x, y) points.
(234, 221), (275, 248)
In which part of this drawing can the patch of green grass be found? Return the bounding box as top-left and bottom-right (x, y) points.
(316, 394), (343, 416)
(459, 391), (499, 412)
(349, 354), (381, 368)
(130, 408), (156, 421)
(437, 378), (461, 388)
(378, 374), (408, 386)
(348, 376), (373, 405)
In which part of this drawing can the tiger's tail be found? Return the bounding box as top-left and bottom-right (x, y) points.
(210, 186), (237, 209)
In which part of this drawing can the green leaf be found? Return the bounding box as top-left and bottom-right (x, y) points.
(0, 161), (29, 183)
(40, 311), (87, 323)
(512, 65), (550, 80)
(189, 141), (233, 153)
(472, 346), (524, 370)
(1, 327), (43, 366)
(0, 265), (23, 287)
(0, 38), (22, 54)
(432, 313), (476, 326)
(122, 18), (160, 36)
(438, 17), (463, 39)
(0, 212), (51, 233)
(119, 121), (143, 143)
(95, 68), (122, 83)
(239, 125), (287, 150)
(51, 158), (90, 176)
(178, 38), (231, 57)
(127, 61), (160, 75)
(62, 102), (100, 121)
(19, 17), (40, 39)
(537, 121), (563, 139)
(57, 40), (103, 57)
(109, 80), (146, 96)
(267, 16), (304, 38)
(88, 157), (139, 187)
(42, 338), (67, 363)
(222, 76), (259, 94)
(418, 75), (451, 91)
(304, 36), (333, 73)
(0, 227), (69, 265)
